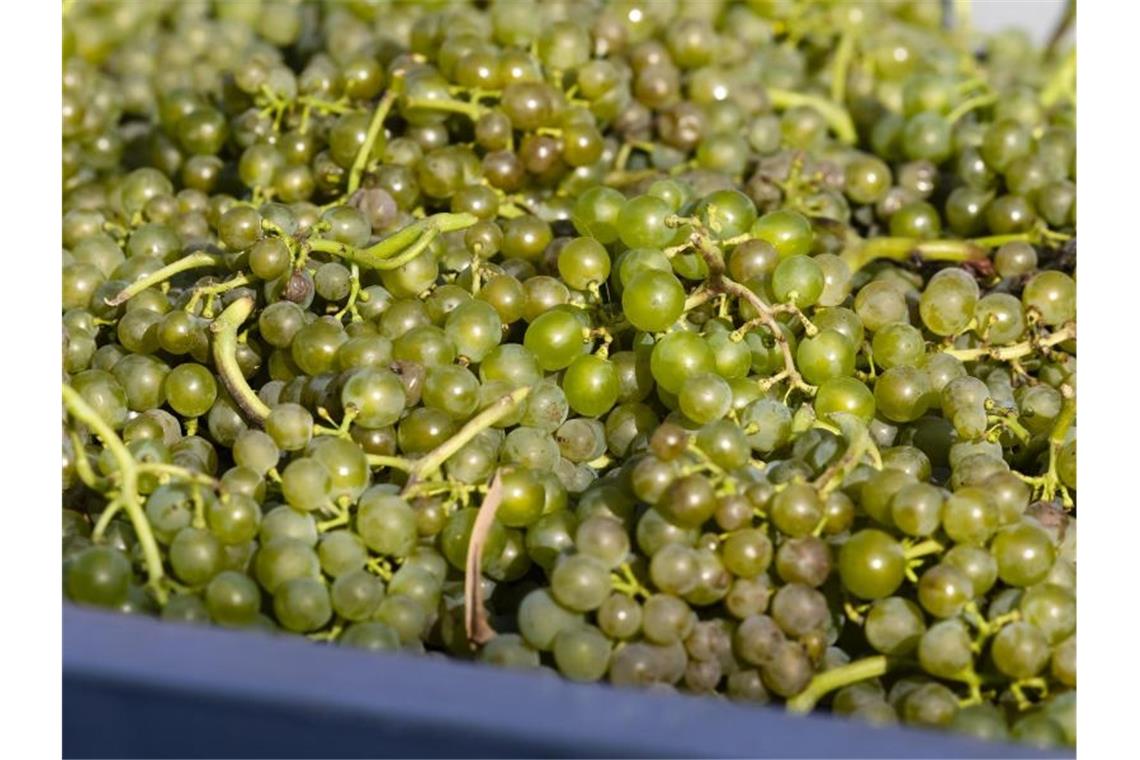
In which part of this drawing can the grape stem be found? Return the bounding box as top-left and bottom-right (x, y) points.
(690, 233), (817, 397)
(842, 237), (988, 272)
(366, 454), (414, 472)
(813, 413), (878, 496)
(400, 385), (531, 493)
(210, 296), (271, 425)
(943, 321), (1075, 362)
(768, 88), (857, 144)
(347, 88), (399, 196)
(62, 385), (168, 604)
(464, 469), (505, 647)
(786, 655), (889, 713)
(830, 31), (855, 105)
(1040, 48), (1076, 107)
(947, 92), (998, 125)
(307, 212), (478, 271)
(904, 539), (944, 560)
(401, 96), (487, 121)
(1015, 383), (1075, 507)
(68, 430), (107, 491)
(105, 250), (223, 306)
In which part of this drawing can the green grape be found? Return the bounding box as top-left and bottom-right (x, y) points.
(642, 593), (695, 645)
(916, 563), (974, 618)
(770, 483), (823, 538)
(572, 186), (626, 244)
(496, 467), (546, 528)
(422, 365), (480, 420)
(902, 682), (959, 729)
(280, 457), (332, 513)
(551, 554), (612, 612)
(678, 372), (732, 424)
(265, 403), (313, 452)
(838, 529), (905, 600)
(518, 588), (583, 651)
(562, 354), (620, 418)
(164, 363), (217, 418)
(874, 366), (933, 423)
(991, 621), (1050, 679)
(814, 377), (876, 424)
(796, 330), (856, 385)
(444, 299), (502, 362)
(273, 577), (332, 633)
(622, 270), (686, 333)
(169, 527), (223, 586)
(974, 292), (1026, 344)
(618, 195), (675, 250)
(205, 571), (261, 627)
(917, 619), (973, 679)
(871, 322), (925, 369)
(890, 482), (944, 537)
(331, 569), (385, 621)
(919, 269), (979, 337)
(770, 255), (823, 307)
(992, 521), (1056, 587)
(357, 490), (417, 558)
(649, 543), (700, 596)
(525, 310), (588, 371)
(558, 237), (611, 291)
(854, 281), (908, 333)
(66, 546), (132, 608)
(318, 531), (367, 578)
(206, 493), (261, 545)
(740, 397), (794, 452)
(1022, 270), (1076, 326)
(942, 487), (999, 545)
(1018, 583), (1076, 645)
(864, 596), (925, 656)
(751, 210), (813, 258)
(695, 189), (757, 239)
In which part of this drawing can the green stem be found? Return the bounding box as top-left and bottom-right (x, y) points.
(68, 430), (106, 490)
(308, 212), (477, 270)
(947, 92), (998, 124)
(210, 296), (271, 425)
(402, 386), (531, 490)
(366, 454), (414, 472)
(843, 237), (987, 271)
(63, 385), (167, 602)
(768, 88), (857, 144)
(402, 96), (486, 121)
(967, 232), (1032, 249)
(134, 462), (221, 490)
(905, 539), (945, 560)
(812, 413), (874, 495)
(1040, 48), (1076, 108)
(347, 89), (398, 195)
(830, 31), (855, 104)
(786, 656), (889, 713)
(943, 321), (1075, 361)
(106, 251), (223, 306)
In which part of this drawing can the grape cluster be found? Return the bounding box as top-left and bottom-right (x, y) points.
(62, 0), (1076, 750)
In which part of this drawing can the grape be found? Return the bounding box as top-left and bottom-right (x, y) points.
(838, 530), (905, 600)
(518, 588), (583, 651)
(59, 5), (1079, 743)
(622, 270), (685, 333)
(553, 625), (612, 682)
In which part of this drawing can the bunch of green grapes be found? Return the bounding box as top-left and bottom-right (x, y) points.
(62, 0), (1076, 749)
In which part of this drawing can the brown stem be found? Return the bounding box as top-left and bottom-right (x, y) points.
(464, 470), (505, 647)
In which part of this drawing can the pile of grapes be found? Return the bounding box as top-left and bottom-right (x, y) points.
(61, 0), (1076, 749)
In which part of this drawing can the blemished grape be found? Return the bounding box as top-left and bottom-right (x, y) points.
(61, 2), (1077, 746)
